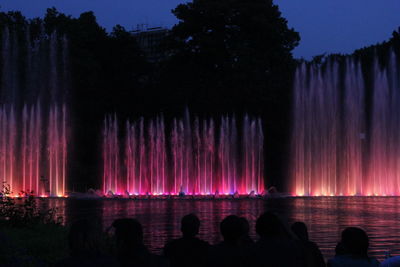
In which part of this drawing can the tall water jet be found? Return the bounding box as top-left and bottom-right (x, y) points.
(0, 25), (69, 197)
(103, 113), (264, 196)
(292, 50), (399, 196)
(367, 51), (400, 196)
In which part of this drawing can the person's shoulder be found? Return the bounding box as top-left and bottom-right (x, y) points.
(55, 255), (118, 267)
(306, 240), (323, 251)
(381, 255), (400, 267)
(163, 238), (182, 254)
(307, 240), (318, 247)
(327, 255), (349, 266)
(178, 237), (209, 247)
(328, 255), (380, 267)
(208, 242), (220, 250)
(193, 237), (209, 247)
(367, 257), (380, 267)
(165, 238), (184, 247)
(208, 242), (225, 254)
(149, 253), (170, 267)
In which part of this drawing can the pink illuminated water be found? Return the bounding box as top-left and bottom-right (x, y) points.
(0, 27), (68, 197)
(41, 197), (400, 262)
(103, 112), (264, 196)
(292, 51), (400, 196)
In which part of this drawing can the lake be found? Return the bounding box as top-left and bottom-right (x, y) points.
(39, 196), (400, 262)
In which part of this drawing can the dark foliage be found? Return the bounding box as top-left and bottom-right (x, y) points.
(39, 8), (152, 190)
(0, 183), (62, 227)
(163, 0), (299, 112)
(159, 0), (300, 187)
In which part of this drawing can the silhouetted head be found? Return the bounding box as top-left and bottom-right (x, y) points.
(340, 227), (369, 257)
(181, 213), (200, 238)
(239, 217), (250, 236)
(112, 218), (143, 249)
(220, 215), (242, 244)
(256, 212), (289, 239)
(68, 219), (102, 256)
(291, 221), (309, 241)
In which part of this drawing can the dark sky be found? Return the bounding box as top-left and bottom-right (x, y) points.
(1, 0), (399, 59)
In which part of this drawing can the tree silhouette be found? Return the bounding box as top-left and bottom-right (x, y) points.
(158, 0), (300, 187)
(161, 0), (300, 114)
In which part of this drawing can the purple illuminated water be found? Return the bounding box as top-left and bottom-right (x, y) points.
(292, 50), (400, 196)
(42, 197), (400, 262)
(0, 27), (68, 196)
(103, 112), (264, 196)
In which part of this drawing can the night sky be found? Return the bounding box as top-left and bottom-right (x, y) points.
(1, 0), (399, 59)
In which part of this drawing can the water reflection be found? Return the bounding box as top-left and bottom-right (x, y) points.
(44, 197), (400, 261)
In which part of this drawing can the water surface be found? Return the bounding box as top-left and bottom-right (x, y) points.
(40, 197), (400, 261)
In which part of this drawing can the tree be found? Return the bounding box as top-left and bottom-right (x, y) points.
(162, 0), (300, 114)
(40, 9), (152, 190)
(159, 0), (300, 188)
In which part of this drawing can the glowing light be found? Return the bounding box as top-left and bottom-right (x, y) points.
(102, 114), (264, 196)
(291, 50), (400, 197)
(0, 30), (69, 200)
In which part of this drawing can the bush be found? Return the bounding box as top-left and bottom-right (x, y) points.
(0, 183), (62, 227)
(0, 183), (67, 265)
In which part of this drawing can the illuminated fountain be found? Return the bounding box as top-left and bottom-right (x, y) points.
(103, 112), (264, 196)
(0, 26), (68, 197)
(292, 50), (399, 196)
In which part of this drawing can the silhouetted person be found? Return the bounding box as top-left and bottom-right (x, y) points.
(112, 218), (168, 267)
(291, 222), (325, 267)
(207, 215), (246, 267)
(328, 227), (379, 267)
(334, 241), (346, 256)
(380, 254), (400, 267)
(248, 212), (306, 267)
(163, 214), (209, 267)
(56, 219), (117, 267)
(239, 217), (254, 246)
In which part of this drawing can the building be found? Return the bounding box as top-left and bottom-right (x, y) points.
(132, 26), (170, 63)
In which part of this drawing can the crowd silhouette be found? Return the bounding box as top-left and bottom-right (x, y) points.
(56, 212), (387, 267)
